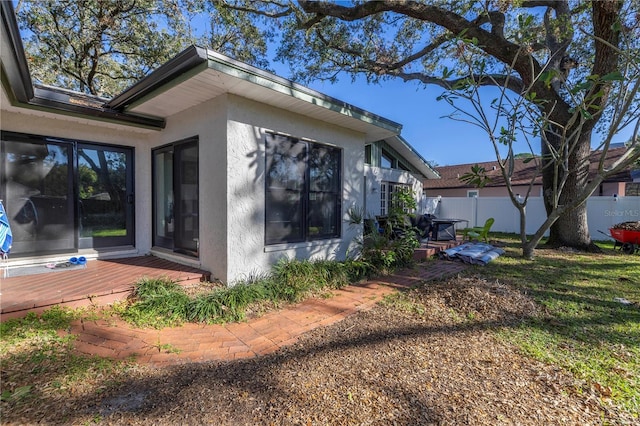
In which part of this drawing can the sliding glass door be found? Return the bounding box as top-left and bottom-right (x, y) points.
(1, 139), (74, 253)
(153, 138), (199, 257)
(0, 132), (134, 256)
(78, 144), (134, 248)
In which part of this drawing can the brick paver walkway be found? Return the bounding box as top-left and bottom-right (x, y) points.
(66, 261), (467, 367)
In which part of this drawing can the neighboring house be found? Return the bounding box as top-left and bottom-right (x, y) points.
(423, 147), (637, 198)
(0, 4), (433, 283)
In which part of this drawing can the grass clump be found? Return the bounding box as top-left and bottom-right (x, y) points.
(0, 306), (129, 417)
(479, 234), (640, 416)
(0, 306), (78, 345)
(119, 277), (191, 328)
(120, 257), (374, 327)
(188, 281), (268, 323)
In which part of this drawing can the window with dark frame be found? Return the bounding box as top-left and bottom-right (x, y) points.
(380, 149), (393, 169)
(265, 133), (342, 245)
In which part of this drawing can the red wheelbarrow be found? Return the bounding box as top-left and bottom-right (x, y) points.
(609, 228), (640, 254)
(600, 223), (640, 254)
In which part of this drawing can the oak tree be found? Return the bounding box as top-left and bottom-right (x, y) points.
(16, 0), (272, 96)
(223, 0), (640, 253)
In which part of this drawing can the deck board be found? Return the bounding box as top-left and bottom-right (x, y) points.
(1, 256), (210, 320)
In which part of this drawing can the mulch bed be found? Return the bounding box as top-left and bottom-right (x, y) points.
(2, 276), (634, 425)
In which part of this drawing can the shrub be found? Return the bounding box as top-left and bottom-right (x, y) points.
(120, 255), (400, 326)
(121, 277), (190, 327)
(357, 227), (419, 274)
(187, 283), (263, 323)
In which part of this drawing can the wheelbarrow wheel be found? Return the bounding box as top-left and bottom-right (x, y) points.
(621, 243), (636, 255)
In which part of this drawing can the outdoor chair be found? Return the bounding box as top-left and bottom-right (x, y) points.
(462, 217), (495, 243)
(413, 213), (435, 241)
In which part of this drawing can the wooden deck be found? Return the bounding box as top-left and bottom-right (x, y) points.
(0, 239), (461, 322)
(0, 256), (211, 321)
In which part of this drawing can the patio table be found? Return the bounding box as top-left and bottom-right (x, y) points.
(430, 218), (468, 241)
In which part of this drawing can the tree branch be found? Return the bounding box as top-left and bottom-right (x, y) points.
(297, 1), (568, 113)
(520, 1), (565, 9)
(391, 71), (525, 93)
(215, 0), (292, 18)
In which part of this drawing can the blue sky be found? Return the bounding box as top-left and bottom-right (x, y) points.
(303, 74), (505, 166)
(14, 1), (633, 167)
(295, 72), (636, 167)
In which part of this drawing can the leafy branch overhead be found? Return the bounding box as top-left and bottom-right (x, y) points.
(16, 0), (274, 96)
(459, 164), (491, 189)
(229, 0), (639, 253)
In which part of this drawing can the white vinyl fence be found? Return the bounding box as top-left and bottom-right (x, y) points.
(424, 196), (640, 240)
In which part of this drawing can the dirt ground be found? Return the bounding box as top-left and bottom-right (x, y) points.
(3, 276), (634, 425)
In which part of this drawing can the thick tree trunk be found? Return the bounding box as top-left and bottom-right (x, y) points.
(542, 131), (595, 250)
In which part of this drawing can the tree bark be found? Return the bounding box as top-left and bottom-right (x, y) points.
(542, 131), (595, 250)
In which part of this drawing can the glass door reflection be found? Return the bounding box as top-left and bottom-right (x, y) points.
(2, 140), (74, 253)
(78, 145), (133, 248)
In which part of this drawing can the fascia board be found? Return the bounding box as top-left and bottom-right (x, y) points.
(0, 1), (33, 101)
(204, 50), (402, 135)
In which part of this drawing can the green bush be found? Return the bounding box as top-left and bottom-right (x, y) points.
(121, 277), (190, 327)
(357, 223), (419, 274)
(120, 257), (380, 326)
(188, 283), (265, 323)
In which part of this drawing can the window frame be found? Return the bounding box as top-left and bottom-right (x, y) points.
(380, 182), (388, 216)
(265, 133), (342, 245)
(389, 183), (412, 213)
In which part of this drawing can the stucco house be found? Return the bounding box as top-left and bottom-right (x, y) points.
(364, 136), (439, 217)
(423, 146), (637, 198)
(0, 3), (435, 283)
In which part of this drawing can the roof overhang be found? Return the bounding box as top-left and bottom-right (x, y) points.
(2, 1), (401, 141)
(384, 135), (440, 179)
(0, 2), (164, 129)
(107, 47), (402, 142)
(0, 1), (32, 102)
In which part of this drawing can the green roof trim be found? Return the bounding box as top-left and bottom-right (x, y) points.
(203, 50), (401, 134)
(107, 45), (401, 135)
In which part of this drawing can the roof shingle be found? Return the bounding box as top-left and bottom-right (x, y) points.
(423, 147), (635, 189)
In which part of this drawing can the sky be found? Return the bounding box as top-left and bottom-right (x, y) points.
(302, 74), (508, 166)
(291, 71), (636, 167)
(13, 1), (634, 168)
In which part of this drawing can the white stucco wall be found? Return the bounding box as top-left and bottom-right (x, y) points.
(151, 95), (229, 281)
(364, 164), (424, 217)
(2, 93), (371, 284)
(224, 95), (365, 283)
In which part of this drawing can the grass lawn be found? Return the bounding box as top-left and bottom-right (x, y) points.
(1, 234), (638, 419)
(478, 234), (640, 415)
